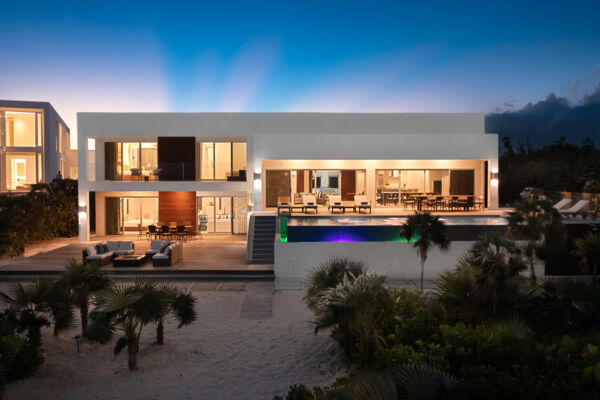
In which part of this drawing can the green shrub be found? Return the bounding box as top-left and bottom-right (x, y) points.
(0, 179), (78, 257)
(0, 334), (43, 382)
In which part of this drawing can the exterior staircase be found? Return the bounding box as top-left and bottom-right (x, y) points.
(250, 215), (276, 264)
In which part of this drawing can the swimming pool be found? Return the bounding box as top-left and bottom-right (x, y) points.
(281, 215), (507, 242)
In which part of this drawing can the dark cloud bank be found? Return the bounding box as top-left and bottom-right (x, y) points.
(485, 83), (600, 147)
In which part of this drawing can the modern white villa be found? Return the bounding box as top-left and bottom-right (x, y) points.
(76, 112), (501, 285)
(77, 112), (498, 237)
(0, 100), (77, 191)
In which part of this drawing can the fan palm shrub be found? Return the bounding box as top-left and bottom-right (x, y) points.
(506, 199), (562, 284)
(527, 278), (600, 337)
(574, 233), (600, 285)
(0, 279), (73, 346)
(304, 256), (366, 311)
(313, 273), (395, 365)
(399, 212), (450, 292)
(86, 280), (163, 371)
(60, 258), (113, 336)
(153, 283), (196, 345)
(437, 233), (528, 318)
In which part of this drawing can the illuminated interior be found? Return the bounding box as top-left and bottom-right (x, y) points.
(198, 141), (246, 180)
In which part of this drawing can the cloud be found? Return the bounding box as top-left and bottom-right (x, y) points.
(485, 83), (600, 147)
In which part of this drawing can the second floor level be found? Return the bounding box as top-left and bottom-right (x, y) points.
(87, 136), (247, 183)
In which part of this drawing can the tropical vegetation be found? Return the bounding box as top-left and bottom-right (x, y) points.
(0, 178), (78, 257)
(499, 136), (600, 205)
(279, 226), (600, 399)
(86, 279), (196, 370)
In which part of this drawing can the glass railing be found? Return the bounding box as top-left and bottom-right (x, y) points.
(104, 165), (247, 182)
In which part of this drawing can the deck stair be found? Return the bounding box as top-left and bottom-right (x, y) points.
(250, 215), (276, 264)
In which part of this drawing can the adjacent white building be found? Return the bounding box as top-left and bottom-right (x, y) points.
(77, 112), (498, 241)
(0, 100), (76, 191)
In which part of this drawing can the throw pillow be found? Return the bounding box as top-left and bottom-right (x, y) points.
(95, 243), (105, 254)
(159, 243), (170, 254)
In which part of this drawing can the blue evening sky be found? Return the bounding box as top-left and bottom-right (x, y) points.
(1, 0), (599, 146)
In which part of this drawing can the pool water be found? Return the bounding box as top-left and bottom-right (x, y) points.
(282, 215), (507, 242)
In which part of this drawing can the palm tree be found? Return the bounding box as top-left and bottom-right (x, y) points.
(0, 279), (73, 346)
(60, 258), (113, 336)
(86, 280), (163, 371)
(399, 212), (449, 292)
(437, 233), (527, 317)
(314, 273), (394, 364)
(304, 256), (365, 312)
(506, 199), (561, 284)
(153, 283), (196, 345)
(575, 233), (600, 285)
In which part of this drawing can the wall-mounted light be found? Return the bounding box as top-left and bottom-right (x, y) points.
(490, 169), (499, 186)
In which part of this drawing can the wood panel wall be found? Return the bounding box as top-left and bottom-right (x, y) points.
(341, 170), (356, 200)
(296, 170), (304, 192)
(158, 191), (196, 225)
(104, 142), (118, 180)
(450, 170), (475, 195)
(157, 137), (196, 181)
(265, 170), (290, 207)
(105, 197), (120, 235)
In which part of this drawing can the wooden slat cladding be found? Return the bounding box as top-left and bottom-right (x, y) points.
(157, 137), (195, 181)
(341, 170), (356, 200)
(104, 142), (118, 180)
(105, 197), (120, 235)
(158, 191), (196, 225)
(450, 170), (475, 195)
(265, 170), (290, 207)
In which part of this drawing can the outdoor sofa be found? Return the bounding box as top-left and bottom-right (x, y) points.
(82, 241), (135, 265)
(152, 241), (183, 267)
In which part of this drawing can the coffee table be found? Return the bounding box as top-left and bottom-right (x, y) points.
(112, 254), (148, 267)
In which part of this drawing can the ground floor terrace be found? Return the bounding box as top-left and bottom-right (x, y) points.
(0, 235), (271, 276)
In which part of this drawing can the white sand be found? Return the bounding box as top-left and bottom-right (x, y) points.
(4, 285), (346, 400)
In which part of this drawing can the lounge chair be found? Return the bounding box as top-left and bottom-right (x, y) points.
(277, 196), (292, 214)
(559, 200), (589, 217)
(303, 195), (318, 214)
(354, 195), (371, 214)
(552, 198), (572, 210)
(328, 195), (344, 213)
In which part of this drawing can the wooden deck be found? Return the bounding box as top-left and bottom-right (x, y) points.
(0, 235), (272, 274)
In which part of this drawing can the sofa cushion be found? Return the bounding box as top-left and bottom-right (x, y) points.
(159, 243), (170, 253)
(107, 241), (120, 251)
(94, 243), (105, 254)
(152, 254), (169, 260)
(119, 241), (133, 251)
(150, 240), (164, 251)
(84, 245), (97, 256)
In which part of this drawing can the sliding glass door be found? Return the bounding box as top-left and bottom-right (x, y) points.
(120, 197), (158, 232)
(197, 196), (247, 234)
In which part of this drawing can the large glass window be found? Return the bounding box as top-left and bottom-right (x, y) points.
(215, 143), (231, 179)
(120, 197), (158, 232)
(197, 196), (246, 233)
(199, 142), (246, 180)
(5, 111), (38, 147)
(105, 142), (157, 180)
(6, 153), (37, 189)
(122, 143), (140, 178)
(376, 169), (470, 207)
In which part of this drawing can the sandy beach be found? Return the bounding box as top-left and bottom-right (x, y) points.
(4, 282), (346, 400)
